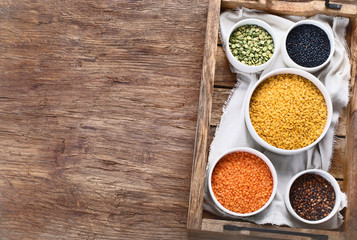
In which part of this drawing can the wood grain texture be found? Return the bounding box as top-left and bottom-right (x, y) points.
(0, 0), (210, 239)
(201, 218), (343, 239)
(222, 0), (357, 18)
(187, 0), (221, 231)
(344, 15), (357, 240)
(214, 47), (236, 88)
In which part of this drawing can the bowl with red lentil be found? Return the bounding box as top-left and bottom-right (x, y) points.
(208, 147), (277, 217)
(225, 18), (278, 73)
(281, 20), (335, 73)
(245, 68), (333, 155)
(285, 169), (342, 224)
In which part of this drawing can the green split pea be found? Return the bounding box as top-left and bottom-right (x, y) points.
(229, 24), (274, 66)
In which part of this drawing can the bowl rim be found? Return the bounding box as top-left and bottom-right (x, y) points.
(208, 147), (278, 217)
(225, 18), (278, 73)
(244, 67), (333, 155)
(281, 19), (335, 73)
(284, 169), (342, 224)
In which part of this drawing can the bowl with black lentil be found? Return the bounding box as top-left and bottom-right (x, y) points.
(208, 147), (278, 217)
(285, 169), (342, 224)
(226, 18), (278, 73)
(281, 20), (334, 73)
(244, 68), (333, 155)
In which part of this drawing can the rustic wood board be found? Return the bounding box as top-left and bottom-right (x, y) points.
(188, 0), (357, 239)
(0, 0), (211, 239)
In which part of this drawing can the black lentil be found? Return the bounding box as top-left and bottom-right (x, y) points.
(289, 173), (335, 221)
(286, 24), (331, 68)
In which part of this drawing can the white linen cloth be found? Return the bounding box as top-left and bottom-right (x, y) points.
(204, 8), (349, 229)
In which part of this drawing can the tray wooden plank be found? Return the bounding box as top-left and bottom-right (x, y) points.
(201, 218), (343, 239)
(214, 47), (236, 87)
(188, 0), (357, 238)
(344, 16), (357, 239)
(187, 0), (222, 231)
(222, 0), (357, 18)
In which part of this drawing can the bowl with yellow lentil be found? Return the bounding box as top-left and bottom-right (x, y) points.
(225, 18), (278, 73)
(284, 169), (342, 224)
(245, 68), (333, 155)
(208, 147), (278, 217)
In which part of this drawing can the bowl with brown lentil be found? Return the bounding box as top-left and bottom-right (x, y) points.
(225, 18), (278, 73)
(208, 147), (277, 217)
(285, 169), (342, 224)
(281, 20), (334, 73)
(245, 68), (333, 155)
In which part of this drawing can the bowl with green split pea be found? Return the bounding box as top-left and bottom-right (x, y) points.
(225, 18), (278, 73)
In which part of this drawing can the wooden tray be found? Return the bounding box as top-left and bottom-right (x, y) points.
(187, 0), (357, 239)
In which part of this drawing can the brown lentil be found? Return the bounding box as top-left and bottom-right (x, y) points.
(211, 152), (273, 214)
(249, 73), (327, 150)
(289, 173), (335, 221)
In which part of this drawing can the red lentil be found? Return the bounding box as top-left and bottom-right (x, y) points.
(211, 152), (273, 214)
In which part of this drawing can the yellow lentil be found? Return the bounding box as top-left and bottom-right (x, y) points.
(211, 152), (273, 214)
(249, 74), (327, 150)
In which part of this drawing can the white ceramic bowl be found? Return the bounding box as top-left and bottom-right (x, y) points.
(208, 147), (278, 217)
(281, 19), (334, 73)
(284, 169), (342, 224)
(225, 18), (278, 73)
(244, 68), (333, 155)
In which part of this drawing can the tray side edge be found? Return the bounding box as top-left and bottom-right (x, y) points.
(187, 0), (222, 231)
(344, 15), (357, 240)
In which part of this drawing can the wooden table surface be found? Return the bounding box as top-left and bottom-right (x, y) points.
(0, 0), (356, 239)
